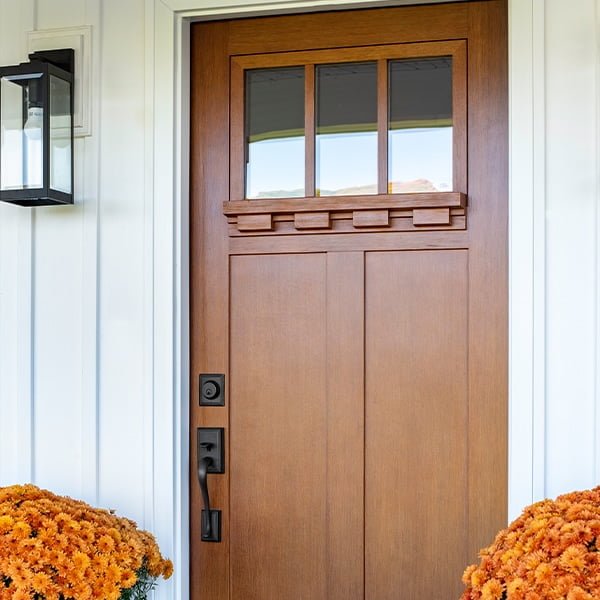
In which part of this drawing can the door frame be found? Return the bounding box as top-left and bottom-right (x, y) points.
(147, 1), (544, 598)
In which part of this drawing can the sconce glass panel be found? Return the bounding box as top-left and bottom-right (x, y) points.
(49, 75), (72, 194)
(1, 74), (44, 192)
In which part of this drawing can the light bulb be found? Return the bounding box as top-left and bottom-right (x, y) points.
(24, 107), (43, 141)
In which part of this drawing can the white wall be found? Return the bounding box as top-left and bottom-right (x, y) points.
(0, 0), (599, 597)
(543, 0), (600, 497)
(509, 0), (600, 512)
(0, 0), (166, 591)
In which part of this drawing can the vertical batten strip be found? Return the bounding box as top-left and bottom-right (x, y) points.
(144, 0), (157, 539)
(80, 0), (103, 506)
(594, 0), (600, 487)
(507, 0), (535, 516)
(17, 0), (36, 486)
(377, 59), (388, 195)
(152, 2), (179, 599)
(305, 64), (316, 197)
(530, 0), (547, 503)
(17, 212), (35, 483)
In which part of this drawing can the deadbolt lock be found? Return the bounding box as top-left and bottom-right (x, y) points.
(199, 373), (225, 406)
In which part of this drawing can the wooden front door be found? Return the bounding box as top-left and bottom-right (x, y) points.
(190, 2), (507, 598)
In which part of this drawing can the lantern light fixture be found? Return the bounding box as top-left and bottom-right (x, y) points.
(0, 48), (74, 206)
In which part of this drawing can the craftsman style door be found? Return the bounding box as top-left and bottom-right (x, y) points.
(190, 2), (507, 598)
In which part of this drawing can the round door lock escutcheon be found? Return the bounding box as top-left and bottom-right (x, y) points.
(202, 381), (220, 400)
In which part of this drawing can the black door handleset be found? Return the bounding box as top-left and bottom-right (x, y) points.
(197, 427), (224, 543)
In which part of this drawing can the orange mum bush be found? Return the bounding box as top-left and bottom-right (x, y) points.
(0, 484), (173, 600)
(461, 486), (600, 600)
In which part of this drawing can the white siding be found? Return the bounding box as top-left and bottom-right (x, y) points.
(0, 0), (156, 574)
(543, 0), (599, 497)
(0, 0), (599, 598)
(509, 0), (600, 510)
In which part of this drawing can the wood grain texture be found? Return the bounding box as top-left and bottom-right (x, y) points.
(294, 211), (330, 229)
(229, 254), (328, 600)
(353, 210), (390, 227)
(228, 5), (468, 54)
(326, 252), (365, 600)
(189, 21), (231, 600)
(232, 41), (466, 70)
(236, 214), (272, 231)
(229, 59), (245, 201)
(365, 250), (469, 599)
(230, 214), (467, 237)
(466, 0), (509, 562)
(190, 3), (507, 597)
(453, 40), (468, 194)
(377, 59), (389, 195)
(413, 207), (451, 226)
(305, 64), (315, 198)
(224, 192), (466, 215)
(229, 230), (470, 255)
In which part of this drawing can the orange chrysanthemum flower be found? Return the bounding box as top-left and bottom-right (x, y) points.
(0, 484), (173, 600)
(461, 486), (600, 599)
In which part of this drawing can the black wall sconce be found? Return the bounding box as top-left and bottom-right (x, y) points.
(0, 49), (74, 206)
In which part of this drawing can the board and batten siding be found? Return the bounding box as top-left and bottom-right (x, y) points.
(0, 0), (599, 598)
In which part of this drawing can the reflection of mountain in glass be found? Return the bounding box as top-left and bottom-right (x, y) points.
(254, 178), (447, 198)
(317, 63), (378, 196)
(389, 177), (450, 194)
(389, 58), (453, 193)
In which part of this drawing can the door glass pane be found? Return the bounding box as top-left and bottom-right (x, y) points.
(388, 57), (452, 193)
(50, 75), (72, 194)
(316, 62), (377, 196)
(246, 67), (304, 199)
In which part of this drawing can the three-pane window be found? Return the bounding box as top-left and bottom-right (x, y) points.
(234, 41), (465, 201)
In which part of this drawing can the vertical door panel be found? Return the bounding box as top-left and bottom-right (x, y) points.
(365, 250), (468, 599)
(230, 253), (328, 600)
(230, 252), (365, 600)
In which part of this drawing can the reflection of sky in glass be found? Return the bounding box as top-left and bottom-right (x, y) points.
(245, 66), (304, 199)
(247, 136), (304, 198)
(316, 131), (377, 195)
(389, 126), (452, 192)
(244, 56), (454, 197)
(248, 128), (452, 197)
(316, 62), (377, 196)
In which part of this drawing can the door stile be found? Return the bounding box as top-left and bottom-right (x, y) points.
(465, 0), (508, 559)
(452, 42), (468, 195)
(325, 252), (365, 599)
(229, 58), (245, 202)
(190, 22), (231, 600)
